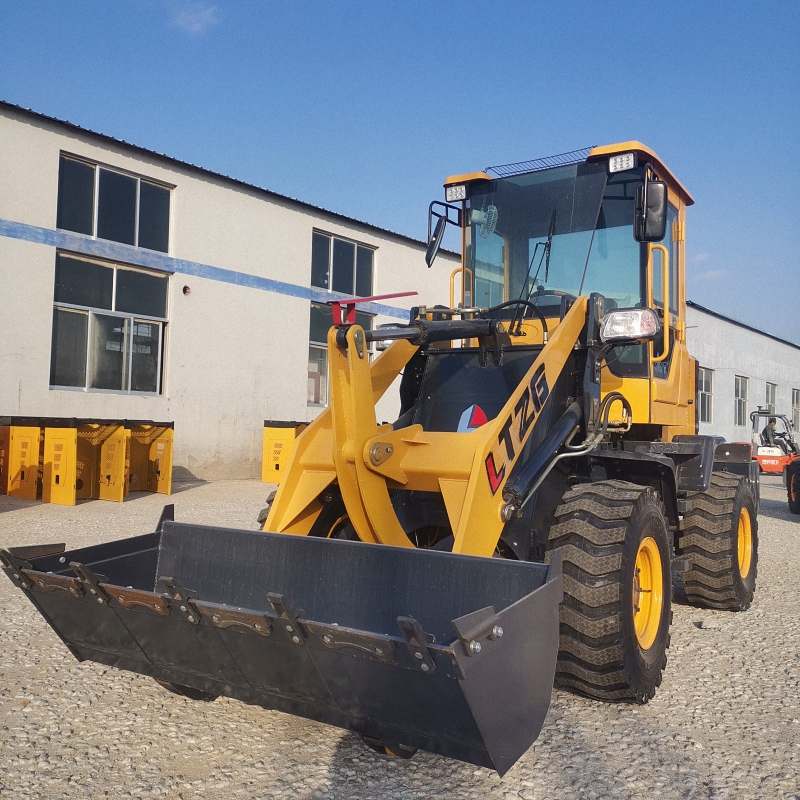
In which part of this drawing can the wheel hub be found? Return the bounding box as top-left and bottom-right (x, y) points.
(737, 507), (753, 578)
(633, 536), (663, 650)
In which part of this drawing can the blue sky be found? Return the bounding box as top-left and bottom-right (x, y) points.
(2, 1), (798, 341)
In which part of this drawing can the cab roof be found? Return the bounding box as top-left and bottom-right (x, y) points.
(444, 141), (693, 206)
(589, 142), (693, 206)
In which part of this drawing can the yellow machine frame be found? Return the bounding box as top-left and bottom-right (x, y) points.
(267, 142), (699, 557)
(267, 298), (588, 557)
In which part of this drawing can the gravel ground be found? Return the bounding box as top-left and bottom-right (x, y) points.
(1, 476), (798, 800)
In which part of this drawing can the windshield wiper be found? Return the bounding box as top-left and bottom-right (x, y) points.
(577, 186), (608, 296)
(510, 208), (557, 333)
(521, 207), (557, 303)
(543, 206), (556, 283)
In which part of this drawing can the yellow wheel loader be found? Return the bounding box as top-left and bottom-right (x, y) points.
(2, 142), (759, 776)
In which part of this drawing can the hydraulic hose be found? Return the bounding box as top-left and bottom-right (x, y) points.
(501, 402), (583, 519)
(484, 300), (549, 341)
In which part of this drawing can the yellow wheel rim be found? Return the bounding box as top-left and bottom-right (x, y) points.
(326, 514), (350, 538)
(633, 536), (663, 651)
(737, 507), (753, 578)
(791, 472), (797, 503)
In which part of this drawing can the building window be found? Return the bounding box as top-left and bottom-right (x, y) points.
(793, 389), (800, 431)
(310, 231), (374, 296)
(697, 367), (713, 424)
(765, 382), (777, 415)
(734, 375), (749, 427)
(56, 154), (171, 253)
(308, 231), (375, 406)
(308, 303), (373, 405)
(50, 252), (168, 394)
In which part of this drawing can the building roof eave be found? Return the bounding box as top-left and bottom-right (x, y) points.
(0, 99), (460, 258)
(687, 299), (800, 351)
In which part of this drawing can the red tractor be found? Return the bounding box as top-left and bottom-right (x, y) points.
(751, 409), (798, 472)
(749, 408), (800, 514)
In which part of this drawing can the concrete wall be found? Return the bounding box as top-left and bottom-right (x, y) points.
(0, 105), (456, 479)
(686, 304), (800, 444)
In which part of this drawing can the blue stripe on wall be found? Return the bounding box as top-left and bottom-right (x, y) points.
(0, 218), (413, 320)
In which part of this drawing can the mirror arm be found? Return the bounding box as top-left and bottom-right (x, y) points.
(640, 162), (657, 232)
(641, 163), (650, 231)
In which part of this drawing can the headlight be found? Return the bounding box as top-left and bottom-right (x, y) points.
(600, 308), (661, 342)
(445, 184), (467, 202)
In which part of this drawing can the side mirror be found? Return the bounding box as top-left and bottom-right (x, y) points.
(634, 178), (668, 242)
(425, 215), (446, 268)
(425, 201), (462, 268)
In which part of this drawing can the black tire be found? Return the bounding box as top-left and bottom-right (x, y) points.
(677, 472), (758, 610)
(547, 481), (672, 703)
(788, 462), (800, 515)
(257, 490), (277, 528)
(155, 679), (218, 702)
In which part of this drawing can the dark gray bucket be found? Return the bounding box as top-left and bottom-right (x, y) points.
(2, 518), (561, 776)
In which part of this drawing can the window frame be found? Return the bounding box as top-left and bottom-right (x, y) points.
(792, 388), (800, 431)
(310, 229), (375, 298)
(765, 382), (777, 415)
(734, 375), (749, 427)
(697, 366), (713, 424)
(307, 231), (376, 407)
(50, 252), (168, 396)
(57, 153), (173, 254)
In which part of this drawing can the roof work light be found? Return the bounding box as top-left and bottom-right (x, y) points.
(608, 152), (637, 173)
(445, 184), (467, 203)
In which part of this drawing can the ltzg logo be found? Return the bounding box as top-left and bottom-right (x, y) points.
(485, 364), (549, 495)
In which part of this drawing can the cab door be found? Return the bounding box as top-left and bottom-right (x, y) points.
(650, 202), (692, 431)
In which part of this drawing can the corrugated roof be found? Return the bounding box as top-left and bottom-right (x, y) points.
(687, 300), (800, 351)
(0, 99), (457, 255)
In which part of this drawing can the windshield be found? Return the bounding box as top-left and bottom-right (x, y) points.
(467, 162), (644, 314)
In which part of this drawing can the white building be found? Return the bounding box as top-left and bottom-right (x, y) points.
(1, 100), (798, 480)
(687, 301), (800, 444)
(0, 101), (455, 480)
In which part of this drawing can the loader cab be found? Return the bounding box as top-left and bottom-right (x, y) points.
(444, 142), (696, 440)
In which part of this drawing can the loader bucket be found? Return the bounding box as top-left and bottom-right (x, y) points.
(1, 518), (562, 776)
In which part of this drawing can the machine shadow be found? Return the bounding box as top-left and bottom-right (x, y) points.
(319, 687), (718, 798)
(0, 496), (39, 514)
(756, 495), (795, 522)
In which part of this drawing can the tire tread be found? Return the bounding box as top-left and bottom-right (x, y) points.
(548, 480), (670, 703)
(678, 472), (757, 610)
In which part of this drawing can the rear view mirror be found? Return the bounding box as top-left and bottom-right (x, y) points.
(425, 215), (446, 268)
(425, 202), (462, 268)
(634, 179), (668, 242)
